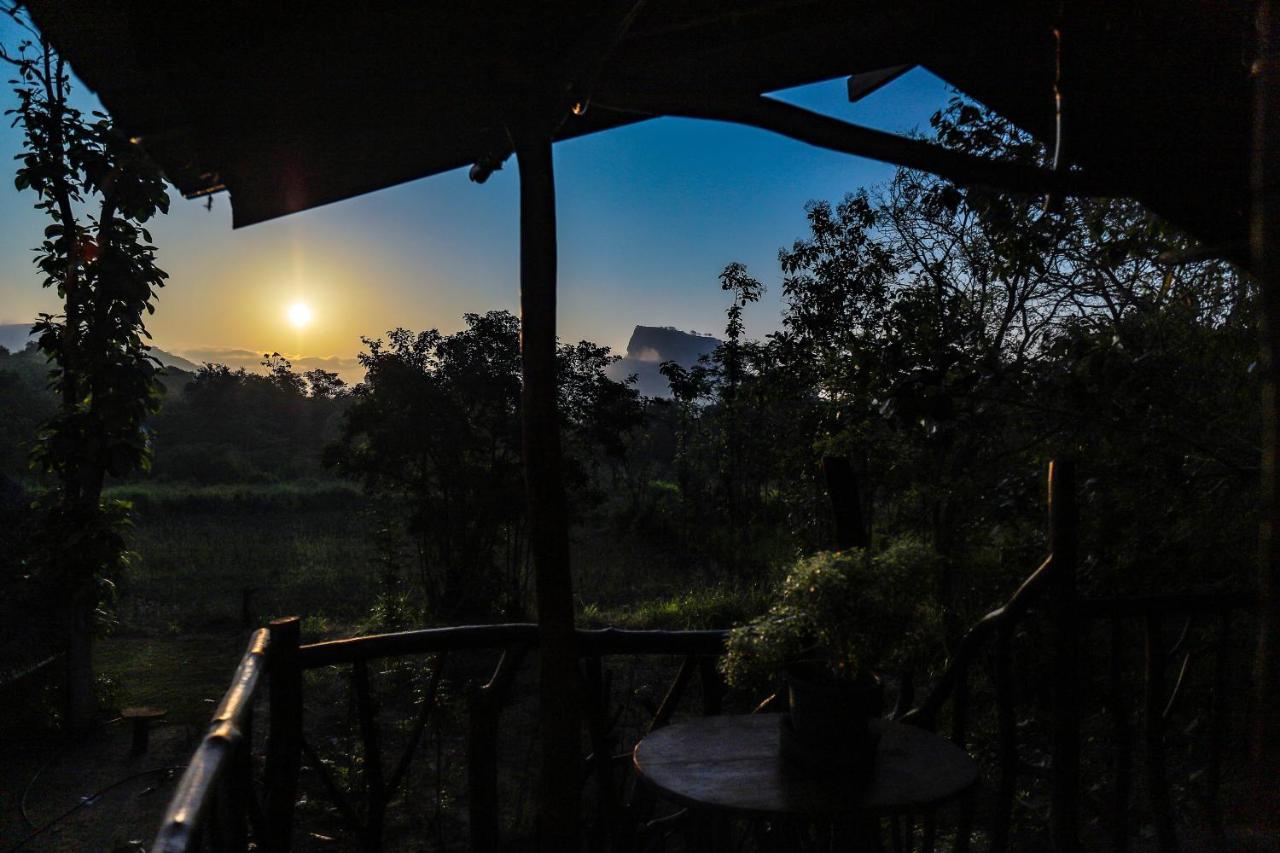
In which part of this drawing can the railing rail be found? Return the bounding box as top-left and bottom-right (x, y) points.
(151, 628), (270, 853)
(296, 623), (728, 668)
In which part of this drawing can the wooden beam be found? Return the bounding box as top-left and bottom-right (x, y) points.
(846, 64), (913, 103)
(1252, 0), (1280, 821)
(592, 90), (1118, 198)
(516, 133), (581, 851)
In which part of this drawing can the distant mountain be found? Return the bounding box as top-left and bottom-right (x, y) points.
(604, 325), (721, 398)
(0, 323), (200, 374)
(0, 324), (32, 354)
(152, 349), (200, 373)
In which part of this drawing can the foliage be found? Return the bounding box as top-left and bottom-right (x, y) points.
(720, 541), (944, 694)
(661, 96), (1256, 622)
(3, 13), (170, 725)
(0, 343), (55, 476)
(659, 266), (824, 575)
(326, 311), (642, 620)
(145, 355), (349, 482)
(579, 584), (771, 631)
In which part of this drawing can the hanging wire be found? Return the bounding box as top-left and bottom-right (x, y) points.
(7, 765), (186, 852)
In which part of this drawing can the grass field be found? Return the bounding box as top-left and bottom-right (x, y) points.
(97, 480), (768, 715)
(107, 481), (379, 638)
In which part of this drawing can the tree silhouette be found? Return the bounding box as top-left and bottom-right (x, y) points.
(4, 15), (170, 727)
(327, 311), (641, 619)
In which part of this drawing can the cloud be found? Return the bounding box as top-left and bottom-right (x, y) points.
(179, 347), (365, 382)
(632, 346), (662, 362)
(182, 347), (263, 365)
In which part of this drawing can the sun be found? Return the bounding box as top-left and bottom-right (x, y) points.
(287, 302), (313, 328)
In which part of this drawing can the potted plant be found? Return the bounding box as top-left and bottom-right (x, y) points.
(721, 540), (943, 774)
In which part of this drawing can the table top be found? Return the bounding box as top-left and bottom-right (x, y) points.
(633, 714), (979, 818)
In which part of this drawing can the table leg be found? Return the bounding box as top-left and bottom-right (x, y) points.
(832, 816), (880, 852)
(692, 812), (734, 853)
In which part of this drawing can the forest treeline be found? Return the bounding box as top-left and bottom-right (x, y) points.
(0, 100), (1258, 634)
(657, 102), (1256, 623)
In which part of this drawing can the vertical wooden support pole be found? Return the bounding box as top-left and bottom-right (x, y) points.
(1048, 460), (1079, 853)
(265, 616), (302, 853)
(1253, 0), (1280, 820)
(516, 134), (580, 851)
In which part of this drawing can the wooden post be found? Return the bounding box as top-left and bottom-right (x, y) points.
(352, 660), (386, 853)
(992, 624), (1015, 853)
(467, 689), (502, 853)
(1048, 459), (1079, 853)
(516, 133), (581, 851)
(1108, 620), (1133, 853)
(1252, 0), (1280, 820)
(1142, 614), (1178, 853)
(466, 646), (528, 853)
(265, 616), (302, 853)
(822, 456), (869, 549)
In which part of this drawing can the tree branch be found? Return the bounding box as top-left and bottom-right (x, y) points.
(592, 91), (1120, 198)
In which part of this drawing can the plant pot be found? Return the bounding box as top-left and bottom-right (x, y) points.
(779, 663), (883, 774)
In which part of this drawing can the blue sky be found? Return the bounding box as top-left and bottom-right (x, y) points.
(0, 17), (952, 375)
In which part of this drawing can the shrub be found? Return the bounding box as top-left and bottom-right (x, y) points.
(720, 540), (944, 694)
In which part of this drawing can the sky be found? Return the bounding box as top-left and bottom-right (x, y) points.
(0, 20), (952, 380)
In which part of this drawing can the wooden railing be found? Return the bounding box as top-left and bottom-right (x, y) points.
(151, 628), (271, 853)
(149, 466), (1257, 853)
(896, 461), (1256, 853)
(147, 622), (731, 852)
(149, 596), (1255, 853)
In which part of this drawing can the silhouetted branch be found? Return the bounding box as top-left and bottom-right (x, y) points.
(592, 91), (1117, 198)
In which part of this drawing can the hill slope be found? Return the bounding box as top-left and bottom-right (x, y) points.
(0, 323), (200, 373)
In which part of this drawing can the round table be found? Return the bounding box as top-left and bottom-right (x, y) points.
(633, 714), (978, 831)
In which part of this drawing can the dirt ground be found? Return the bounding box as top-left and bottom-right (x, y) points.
(1, 632), (251, 852)
(1, 720), (193, 852)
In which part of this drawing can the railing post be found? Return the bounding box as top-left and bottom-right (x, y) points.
(467, 647), (527, 853)
(823, 456), (869, 549)
(265, 616), (302, 853)
(468, 690), (502, 853)
(1048, 459), (1079, 853)
(992, 623), (1015, 853)
(697, 656), (724, 716)
(1143, 614), (1179, 853)
(1108, 620), (1133, 853)
(352, 659), (386, 853)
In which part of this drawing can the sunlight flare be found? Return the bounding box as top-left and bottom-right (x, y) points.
(287, 301), (313, 328)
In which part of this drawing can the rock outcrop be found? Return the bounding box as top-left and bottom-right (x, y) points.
(604, 325), (720, 398)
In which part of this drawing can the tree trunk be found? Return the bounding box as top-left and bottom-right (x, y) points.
(65, 582), (96, 729)
(517, 135), (580, 851)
